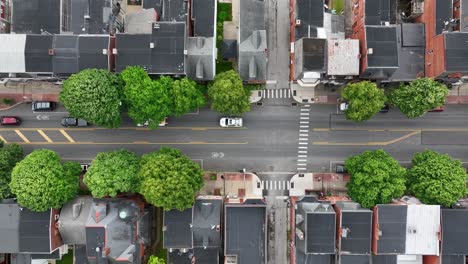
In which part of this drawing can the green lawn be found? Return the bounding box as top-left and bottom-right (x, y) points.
(216, 1), (233, 74)
(330, 0), (344, 13)
(57, 249), (73, 264)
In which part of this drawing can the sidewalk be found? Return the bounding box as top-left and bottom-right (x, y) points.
(0, 81), (61, 110)
(199, 172), (263, 198)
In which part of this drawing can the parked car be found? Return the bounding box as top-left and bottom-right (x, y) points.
(219, 117), (243, 127)
(137, 117), (168, 127)
(32, 101), (56, 111)
(339, 102), (348, 111)
(61, 117), (89, 127)
(379, 103), (390, 113)
(429, 105), (445, 112)
(335, 164), (348, 173)
(0, 116), (21, 126)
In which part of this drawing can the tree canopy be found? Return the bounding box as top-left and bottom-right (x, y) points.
(84, 149), (141, 198)
(148, 256), (166, 264)
(208, 70), (250, 115)
(341, 81), (386, 122)
(139, 147), (204, 211)
(389, 78), (448, 118)
(407, 150), (467, 206)
(9, 149), (80, 211)
(60, 69), (124, 128)
(171, 77), (206, 116)
(0, 144), (23, 200)
(345, 150), (406, 208)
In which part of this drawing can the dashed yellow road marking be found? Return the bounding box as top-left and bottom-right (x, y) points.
(312, 131), (421, 146)
(8, 141), (248, 145)
(59, 130), (75, 143)
(0, 135), (7, 143)
(37, 130), (53, 143)
(14, 130), (30, 143)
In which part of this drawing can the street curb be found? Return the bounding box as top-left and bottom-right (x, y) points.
(0, 101), (23, 111)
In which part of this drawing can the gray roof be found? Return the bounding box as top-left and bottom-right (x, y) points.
(401, 23), (425, 47)
(374, 205), (406, 254)
(239, 30), (267, 81)
(11, 0), (61, 34)
(335, 202), (372, 255)
(297, 254), (333, 264)
(191, 0), (215, 37)
(298, 202), (335, 254)
(442, 209), (468, 255)
(193, 248), (219, 263)
(444, 33), (468, 73)
(162, 0), (188, 21)
(436, 0), (452, 35)
(58, 197), (93, 245)
(10, 254), (31, 264)
(364, 0), (396, 25)
(52, 35), (79, 74)
(295, 0), (324, 39)
(239, 0), (265, 43)
(362, 26), (398, 79)
(125, 9), (158, 34)
(163, 208), (192, 249)
(461, 0), (468, 33)
(143, 0), (163, 14)
(225, 201), (267, 264)
(63, 0), (112, 34)
(193, 198), (222, 248)
(187, 37), (215, 80)
(372, 255), (397, 264)
(340, 255), (371, 264)
(295, 38), (327, 79)
(221, 40), (237, 59)
(24, 35), (53, 73)
(0, 203), (55, 254)
(116, 22), (186, 74)
(442, 255), (466, 264)
(78, 36), (110, 71)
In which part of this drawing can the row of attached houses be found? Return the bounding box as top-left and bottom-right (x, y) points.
(0, 0), (216, 80)
(0, 197), (152, 264)
(291, 196), (468, 264)
(163, 196), (267, 264)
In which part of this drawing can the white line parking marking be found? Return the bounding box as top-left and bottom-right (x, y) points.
(304, 104), (310, 107)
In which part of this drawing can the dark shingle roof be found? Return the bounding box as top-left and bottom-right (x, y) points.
(444, 33), (468, 73)
(295, 0), (323, 39)
(11, 0), (61, 34)
(340, 255), (371, 264)
(339, 209), (372, 254)
(442, 209), (468, 255)
(162, 0), (187, 21)
(191, 0), (215, 37)
(163, 208), (192, 249)
(193, 198), (222, 248)
(375, 205), (406, 254)
(435, 0), (453, 35)
(365, 0), (396, 25)
(365, 26), (399, 68)
(24, 35), (53, 73)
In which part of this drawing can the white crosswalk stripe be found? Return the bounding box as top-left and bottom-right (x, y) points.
(261, 180), (291, 190)
(261, 89), (292, 99)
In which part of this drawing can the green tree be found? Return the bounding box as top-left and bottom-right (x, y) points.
(148, 256), (165, 264)
(0, 144), (23, 200)
(341, 81), (386, 122)
(208, 70), (250, 115)
(407, 150), (467, 206)
(84, 149), (140, 198)
(172, 77), (206, 116)
(345, 150), (406, 208)
(121, 67), (173, 127)
(139, 147), (204, 211)
(10, 149), (80, 211)
(389, 78), (448, 118)
(60, 69), (123, 128)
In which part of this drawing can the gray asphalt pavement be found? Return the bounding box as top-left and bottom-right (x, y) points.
(3, 102), (468, 175)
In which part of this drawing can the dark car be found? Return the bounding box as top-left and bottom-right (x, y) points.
(379, 103), (390, 113)
(0, 116), (21, 125)
(335, 164), (348, 173)
(61, 117), (89, 127)
(32, 101), (56, 111)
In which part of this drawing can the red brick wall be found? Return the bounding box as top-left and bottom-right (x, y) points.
(371, 206), (379, 254)
(350, 0), (367, 74)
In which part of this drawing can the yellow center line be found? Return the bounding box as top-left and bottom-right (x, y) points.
(312, 131), (421, 146)
(37, 130), (53, 143)
(6, 141), (249, 145)
(0, 135), (7, 143)
(14, 130), (30, 143)
(0, 127), (248, 132)
(60, 130), (75, 143)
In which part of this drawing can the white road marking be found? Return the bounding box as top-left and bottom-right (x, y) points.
(298, 155), (307, 158)
(299, 134), (308, 137)
(299, 138), (308, 141)
(298, 146), (308, 149)
(299, 142), (308, 145)
(297, 163), (307, 166)
(300, 112), (310, 116)
(279, 89), (283, 98)
(297, 168), (307, 170)
(288, 89), (291, 98)
(300, 121), (309, 124)
(300, 108), (309, 112)
(298, 151), (307, 154)
(300, 117), (309, 120)
(298, 159), (307, 162)
(304, 104), (310, 107)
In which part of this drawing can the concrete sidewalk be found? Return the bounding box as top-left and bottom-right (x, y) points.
(0, 81), (61, 104)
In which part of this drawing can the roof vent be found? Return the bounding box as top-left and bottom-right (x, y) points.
(150, 42), (155, 49)
(72, 203), (82, 219)
(112, 48), (118, 55)
(102, 49), (108, 55)
(295, 228), (304, 240)
(342, 227), (349, 237)
(196, 59), (204, 79)
(153, 23), (160, 29)
(295, 19), (301, 27)
(48, 49), (54, 56)
(84, 14), (91, 19)
(367, 48), (373, 55)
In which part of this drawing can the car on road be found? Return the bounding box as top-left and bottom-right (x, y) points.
(137, 117), (168, 127)
(379, 103), (390, 113)
(0, 116), (21, 126)
(219, 117), (243, 127)
(32, 101), (56, 111)
(61, 117), (89, 127)
(339, 102), (348, 111)
(429, 105), (445, 112)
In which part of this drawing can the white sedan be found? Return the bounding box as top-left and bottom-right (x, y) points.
(219, 117), (243, 127)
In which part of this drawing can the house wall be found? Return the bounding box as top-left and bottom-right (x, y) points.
(371, 207), (379, 255)
(350, 0), (367, 75)
(49, 209), (63, 253)
(334, 205), (343, 255)
(431, 34), (446, 78)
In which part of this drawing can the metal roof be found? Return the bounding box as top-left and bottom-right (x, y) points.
(365, 26), (399, 68)
(401, 23), (425, 47)
(239, 0), (266, 43)
(336, 202), (372, 254)
(143, 0), (163, 14)
(302, 38), (327, 73)
(115, 34), (152, 72)
(24, 35), (53, 73)
(405, 205), (440, 255)
(225, 202), (266, 264)
(442, 255), (466, 264)
(64, 0), (112, 34)
(435, 0), (452, 35)
(78, 36), (110, 71)
(163, 208), (192, 249)
(221, 39), (237, 59)
(327, 39), (359, 76)
(0, 34), (26, 73)
(192, 198), (222, 248)
(442, 209), (468, 255)
(305, 205), (335, 254)
(52, 35), (79, 74)
(364, 0), (396, 25)
(11, 0), (60, 34)
(295, 0), (324, 39)
(191, 0), (215, 37)
(162, 0), (187, 22)
(444, 33), (468, 73)
(0, 203), (20, 253)
(375, 205), (406, 254)
(193, 248), (219, 263)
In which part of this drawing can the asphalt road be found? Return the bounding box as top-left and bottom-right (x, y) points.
(2, 102), (468, 176)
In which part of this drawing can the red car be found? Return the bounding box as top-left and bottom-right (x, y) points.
(429, 106), (445, 112)
(0, 116), (21, 125)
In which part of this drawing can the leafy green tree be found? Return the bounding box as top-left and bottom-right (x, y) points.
(345, 150), (406, 208)
(148, 256), (165, 264)
(60, 69), (124, 128)
(0, 144), (23, 200)
(139, 147), (204, 211)
(389, 78), (448, 118)
(208, 70), (250, 115)
(84, 149), (140, 198)
(341, 81), (386, 122)
(121, 67), (172, 127)
(172, 77), (206, 116)
(407, 150), (467, 206)
(10, 149), (80, 211)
